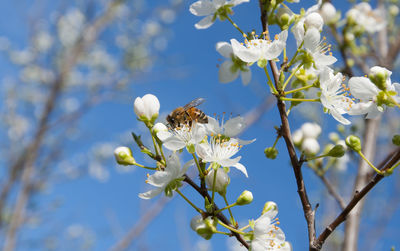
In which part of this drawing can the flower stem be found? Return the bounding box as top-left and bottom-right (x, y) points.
(158, 142), (167, 162)
(239, 224), (251, 231)
(282, 63), (303, 91)
(285, 83), (314, 95)
(215, 202), (237, 215)
(264, 66), (278, 94)
(226, 16), (244, 36)
(280, 97), (320, 102)
(211, 168), (218, 206)
(387, 160), (400, 173)
(133, 163), (157, 170)
(272, 135), (281, 148)
(357, 150), (383, 175)
(306, 154), (328, 162)
(222, 194), (235, 225)
(286, 40), (304, 69)
(192, 153), (205, 178)
(176, 189), (203, 214)
(217, 220), (245, 235)
(151, 134), (160, 157)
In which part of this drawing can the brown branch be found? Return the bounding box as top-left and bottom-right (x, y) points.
(314, 148), (400, 249)
(259, 1), (317, 250)
(183, 175), (249, 249)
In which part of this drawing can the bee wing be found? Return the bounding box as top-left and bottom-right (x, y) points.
(183, 98), (206, 109)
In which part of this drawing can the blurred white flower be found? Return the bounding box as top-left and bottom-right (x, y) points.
(34, 31), (53, 52)
(320, 2), (337, 23)
(139, 153), (193, 199)
(301, 122), (321, 139)
(88, 162), (109, 182)
(346, 2), (386, 33)
(216, 41), (251, 85)
(10, 50), (34, 65)
(58, 9), (85, 47)
(302, 138), (320, 155)
(189, 0), (249, 29)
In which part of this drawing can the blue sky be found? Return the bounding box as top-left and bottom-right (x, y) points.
(0, 0), (399, 250)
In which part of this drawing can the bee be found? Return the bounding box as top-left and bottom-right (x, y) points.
(166, 98), (208, 129)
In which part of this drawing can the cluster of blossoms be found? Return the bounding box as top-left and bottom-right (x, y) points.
(191, 0), (400, 125)
(114, 93), (290, 249)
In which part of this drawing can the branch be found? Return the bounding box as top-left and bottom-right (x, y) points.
(183, 175), (249, 249)
(314, 148), (400, 249)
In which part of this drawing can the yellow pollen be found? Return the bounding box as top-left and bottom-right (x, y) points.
(243, 34), (247, 37)
(274, 34), (279, 40)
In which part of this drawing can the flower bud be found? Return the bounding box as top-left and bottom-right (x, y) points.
(389, 5), (399, 16)
(369, 66), (390, 91)
(305, 12), (324, 31)
(114, 146), (135, 165)
(301, 122), (321, 139)
(392, 135), (400, 146)
(264, 147), (278, 159)
(133, 94), (160, 123)
(320, 2), (337, 23)
(327, 145), (346, 158)
(262, 201), (278, 215)
(337, 140), (348, 151)
(236, 190), (253, 206)
(190, 215), (217, 240)
(276, 8), (294, 30)
(205, 168), (230, 195)
(302, 138), (320, 155)
(345, 135), (362, 152)
(152, 122), (168, 134)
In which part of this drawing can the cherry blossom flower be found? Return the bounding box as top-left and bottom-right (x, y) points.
(250, 202), (291, 251)
(157, 123), (207, 153)
(216, 41), (251, 85)
(230, 30), (288, 66)
(133, 94), (160, 122)
(189, 0), (249, 29)
(291, 0), (322, 46)
(303, 28), (337, 68)
(319, 67), (353, 125)
(139, 153), (193, 199)
(195, 136), (248, 177)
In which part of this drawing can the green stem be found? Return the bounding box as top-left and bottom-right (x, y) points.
(133, 163), (157, 170)
(215, 202), (237, 215)
(214, 230), (230, 235)
(358, 150), (383, 175)
(285, 84), (314, 95)
(306, 154), (329, 162)
(217, 220), (245, 235)
(222, 194), (235, 225)
(211, 168), (218, 206)
(286, 40), (304, 69)
(239, 224), (251, 231)
(226, 16), (244, 35)
(272, 135), (281, 148)
(176, 189), (203, 214)
(158, 142), (166, 162)
(192, 153), (204, 178)
(264, 66), (278, 94)
(280, 97), (320, 102)
(386, 159), (400, 173)
(151, 135), (160, 157)
(282, 63), (303, 91)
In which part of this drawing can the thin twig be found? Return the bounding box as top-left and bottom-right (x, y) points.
(318, 175), (346, 210)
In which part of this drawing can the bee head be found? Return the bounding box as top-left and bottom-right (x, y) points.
(166, 114), (175, 127)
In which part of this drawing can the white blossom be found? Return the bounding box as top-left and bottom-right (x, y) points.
(139, 153), (193, 199)
(195, 136), (248, 177)
(230, 30), (288, 65)
(291, 0), (322, 46)
(133, 94), (160, 122)
(302, 138), (320, 155)
(205, 168), (230, 194)
(320, 2), (337, 23)
(319, 67), (352, 125)
(301, 122), (321, 139)
(189, 0), (249, 29)
(205, 115), (255, 144)
(157, 123), (207, 152)
(303, 28), (337, 68)
(216, 41), (251, 85)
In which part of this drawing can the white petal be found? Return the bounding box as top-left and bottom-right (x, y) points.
(254, 213), (272, 235)
(229, 0), (249, 6)
(194, 15), (215, 29)
(205, 116), (221, 135)
(365, 106), (382, 119)
(189, 1), (216, 16)
(219, 156), (241, 167)
(348, 77), (378, 100)
(263, 30), (288, 60)
(347, 101), (374, 115)
(195, 143), (212, 160)
(147, 171), (171, 187)
(192, 124), (207, 143)
(181, 159), (195, 176)
(304, 28), (320, 52)
(314, 54), (337, 66)
(292, 20), (305, 47)
(238, 138), (256, 145)
(230, 39), (260, 63)
(157, 131), (173, 141)
(330, 109), (351, 125)
(138, 187), (164, 199)
(219, 61), (240, 83)
(240, 68), (251, 85)
(232, 162), (248, 177)
(216, 41), (233, 58)
(163, 137), (186, 151)
(224, 116), (246, 137)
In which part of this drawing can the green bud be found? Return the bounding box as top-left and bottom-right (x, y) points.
(345, 135), (362, 152)
(114, 146), (135, 165)
(236, 190), (253, 205)
(257, 59), (268, 68)
(392, 135), (400, 146)
(190, 215), (217, 240)
(369, 73), (387, 91)
(291, 91), (305, 107)
(262, 201), (277, 215)
(186, 144), (195, 154)
(327, 145), (346, 157)
(264, 147), (278, 159)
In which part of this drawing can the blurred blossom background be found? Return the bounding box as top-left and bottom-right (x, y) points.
(0, 0), (399, 251)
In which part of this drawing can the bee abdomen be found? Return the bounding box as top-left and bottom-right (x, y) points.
(196, 110), (208, 123)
